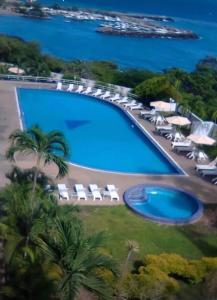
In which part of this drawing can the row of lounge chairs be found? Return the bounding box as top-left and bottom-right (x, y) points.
(195, 159), (217, 181)
(56, 82), (144, 111)
(58, 184), (120, 201)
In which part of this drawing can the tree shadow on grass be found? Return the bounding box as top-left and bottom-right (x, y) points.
(178, 204), (217, 257)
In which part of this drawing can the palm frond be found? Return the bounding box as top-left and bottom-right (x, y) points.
(44, 153), (68, 178)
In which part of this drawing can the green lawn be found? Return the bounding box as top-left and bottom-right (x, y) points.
(78, 206), (217, 261)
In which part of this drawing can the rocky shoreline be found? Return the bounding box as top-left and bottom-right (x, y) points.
(97, 26), (198, 40)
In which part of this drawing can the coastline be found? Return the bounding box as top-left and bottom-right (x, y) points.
(0, 8), (20, 16)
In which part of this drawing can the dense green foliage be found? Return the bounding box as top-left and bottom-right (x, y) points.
(0, 35), (50, 76)
(117, 254), (217, 299)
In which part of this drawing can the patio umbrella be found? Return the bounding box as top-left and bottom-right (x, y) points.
(166, 116), (191, 126)
(8, 67), (25, 75)
(187, 134), (216, 146)
(150, 101), (172, 112)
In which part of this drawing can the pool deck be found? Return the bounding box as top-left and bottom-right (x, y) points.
(0, 80), (216, 207)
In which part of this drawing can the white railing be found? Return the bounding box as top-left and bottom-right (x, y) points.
(0, 73), (215, 136)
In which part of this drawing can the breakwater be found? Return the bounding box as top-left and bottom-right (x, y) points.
(41, 6), (198, 40)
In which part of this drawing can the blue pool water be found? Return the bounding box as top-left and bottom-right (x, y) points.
(17, 88), (182, 174)
(124, 185), (203, 224)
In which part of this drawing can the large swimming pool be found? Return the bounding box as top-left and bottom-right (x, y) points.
(17, 88), (183, 174)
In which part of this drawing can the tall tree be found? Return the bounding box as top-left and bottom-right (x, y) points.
(0, 184), (58, 263)
(6, 126), (69, 207)
(37, 218), (118, 300)
(123, 240), (139, 275)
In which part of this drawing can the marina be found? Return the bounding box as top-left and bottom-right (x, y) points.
(41, 7), (198, 40)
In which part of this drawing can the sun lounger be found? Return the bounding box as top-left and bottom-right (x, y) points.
(58, 184), (69, 201)
(124, 100), (137, 108)
(67, 83), (74, 92)
(92, 89), (102, 97)
(156, 125), (173, 133)
(196, 158), (217, 171)
(89, 184), (102, 201)
(75, 184), (87, 201)
(56, 82), (62, 91)
(103, 185), (119, 201)
(101, 91), (111, 99)
(83, 86), (92, 95)
(75, 85), (84, 93)
(130, 103), (143, 111)
(172, 141), (192, 149)
(140, 109), (156, 118)
(110, 93), (120, 102)
(200, 168), (217, 176)
(175, 145), (195, 153)
(117, 97), (128, 104)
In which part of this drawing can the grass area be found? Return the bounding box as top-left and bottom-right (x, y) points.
(78, 206), (217, 261)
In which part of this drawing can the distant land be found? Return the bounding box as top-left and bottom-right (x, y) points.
(40, 5), (199, 40)
(0, 1), (199, 40)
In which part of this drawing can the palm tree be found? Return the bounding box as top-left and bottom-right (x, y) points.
(6, 125), (69, 206)
(37, 218), (118, 300)
(0, 184), (58, 263)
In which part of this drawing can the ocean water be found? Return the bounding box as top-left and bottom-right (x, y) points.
(0, 0), (217, 70)
(18, 88), (181, 174)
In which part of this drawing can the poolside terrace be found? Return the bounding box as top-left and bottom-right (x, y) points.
(0, 80), (216, 210)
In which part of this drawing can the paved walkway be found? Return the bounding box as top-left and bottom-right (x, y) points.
(0, 80), (216, 206)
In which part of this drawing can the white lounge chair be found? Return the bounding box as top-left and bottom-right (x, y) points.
(103, 185), (119, 201)
(200, 168), (217, 176)
(58, 184), (69, 201)
(124, 100), (137, 108)
(92, 89), (102, 97)
(156, 125), (173, 133)
(89, 184), (102, 201)
(75, 184), (87, 201)
(172, 140), (192, 149)
(196, 158), (217, 171)
(130, 103), (143, 111)
(117, 97), (128, 104)
(83, 86), (92, 95)
(75, 85), (84, 93)
(140, 109), (156, 118)
(110, 93), (120, 102)
(67, 83), (74, 92)
(56, 82), (62, 91)
(101, 91), (111, 99)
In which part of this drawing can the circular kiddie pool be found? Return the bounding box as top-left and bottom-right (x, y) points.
(124, 184), (203, 225)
